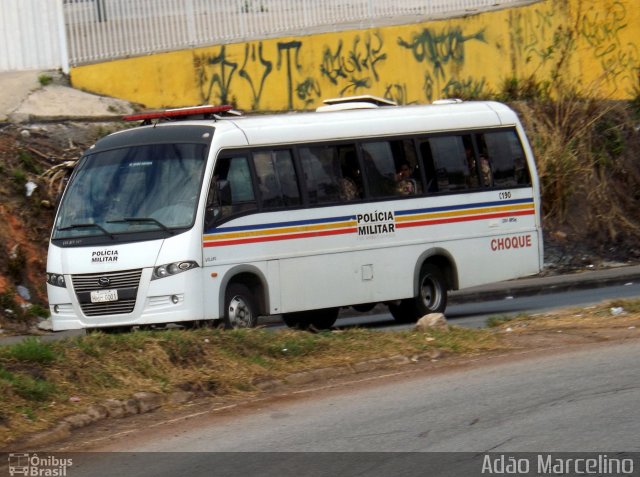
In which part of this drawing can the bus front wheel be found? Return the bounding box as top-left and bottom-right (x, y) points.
(224, 283), (258, 329)
(389, 264), (447, 323)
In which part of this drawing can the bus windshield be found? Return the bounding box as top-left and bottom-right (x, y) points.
(53, 143), (208, 241)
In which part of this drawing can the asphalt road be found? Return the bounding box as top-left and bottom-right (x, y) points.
(332, 281), (640, 330)
(63, 339), (640, 476)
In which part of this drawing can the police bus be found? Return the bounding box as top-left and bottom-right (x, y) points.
(46, 97), (543, 332)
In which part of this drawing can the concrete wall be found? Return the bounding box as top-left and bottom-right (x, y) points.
(70, 0), (640, 110)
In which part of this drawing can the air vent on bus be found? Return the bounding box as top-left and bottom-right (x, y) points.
(316, 95), (398, 112)
(432, 98), (464, 105)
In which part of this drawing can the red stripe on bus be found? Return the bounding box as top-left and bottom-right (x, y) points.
(395, 209), (534, 229)
(203, 227), (358, 247)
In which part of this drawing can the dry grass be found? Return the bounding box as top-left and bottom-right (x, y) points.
(0, 325), (502, 446)
(2, 299), (640, 447)
(488, 299), (640, 333)
(513, 95), (640, 248)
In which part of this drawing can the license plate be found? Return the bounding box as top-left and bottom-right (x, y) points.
(90, 289), (118, 303)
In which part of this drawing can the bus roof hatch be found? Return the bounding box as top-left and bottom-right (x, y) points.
(316, 95), (397, 112)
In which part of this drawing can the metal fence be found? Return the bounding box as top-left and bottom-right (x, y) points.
(0, 0), (527, 72)
(64, 0), (527, 67)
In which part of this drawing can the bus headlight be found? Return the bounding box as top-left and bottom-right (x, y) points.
(46, 273), (66, 288)
(152, 261), (199, 280)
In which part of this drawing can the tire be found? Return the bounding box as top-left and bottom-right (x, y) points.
(282, 308), (339, 330)
(181, 320), (214, 330)
(388, 300), (415, 324)
(352, 303), (376, 313)
(87, 326), (132, 334)
(224, 283), (258, 329)
(389, 264), (447, 324)
(282, 312), (306, 329)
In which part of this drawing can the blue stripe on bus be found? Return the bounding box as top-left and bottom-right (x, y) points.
(205, 214), (357, 234)
(394, 198), (534, 217)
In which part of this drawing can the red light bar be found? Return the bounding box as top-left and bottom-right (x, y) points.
(123, 105), (234, 122)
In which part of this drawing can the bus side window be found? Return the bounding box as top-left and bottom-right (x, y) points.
(481, 130), (531, 187)
(418, 140), (438, 193)
(463, 135), (480, 189)
(360, 141), (398, 198)
(391, 139), (421, 196)
(205, 155), (257, 227)
(299, 146), (342, 204)
(253, 150), (301, 209)
(338, 145), (363, 201)
(427, 136), (472, 192)
(275, 150), (302, 206)
(473, 134), (493, 188)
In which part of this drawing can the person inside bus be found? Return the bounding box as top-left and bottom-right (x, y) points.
(464, 141), (480, 189)
(339, 149), (363, 201)
(395, 162), (417, 195)
(479, 155), (493, 187)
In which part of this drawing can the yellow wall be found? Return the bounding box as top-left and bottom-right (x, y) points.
(70, 0), (640, 111)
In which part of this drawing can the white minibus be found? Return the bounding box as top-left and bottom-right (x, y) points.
(46, 98), (543, 332)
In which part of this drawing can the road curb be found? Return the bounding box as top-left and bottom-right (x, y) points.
(449, 270), (640, 305)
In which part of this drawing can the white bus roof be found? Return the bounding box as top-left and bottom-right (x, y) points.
(111, 101), (521, 149)
(217, 101), (519, 146)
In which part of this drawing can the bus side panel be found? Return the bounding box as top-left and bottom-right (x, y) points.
(276, 232), (540, 314)
(278, 247), (416, 313)
(443, 233), (541, 290)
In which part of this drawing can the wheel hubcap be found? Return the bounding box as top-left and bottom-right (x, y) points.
(228, 295), (252, 327)
(420, 276), (441, 310)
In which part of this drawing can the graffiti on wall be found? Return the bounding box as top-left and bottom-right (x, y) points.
(191, 25), (491, 109)
(509, 0), (639, 95)
(320, 32), (387, 96)
(398, 27), (486, 80)
(193, 45), (238, 105)
(578, 0), (639, 92)
(72, 0), (640, 110)
(396, 26), (488, 102)
(194, 40), (322, 110)
(187, 1), (640, 109)
(239, 43), (273, 110)
(508, 7), (558, 68)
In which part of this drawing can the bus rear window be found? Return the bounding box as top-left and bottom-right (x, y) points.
(478, 131), (531, 187)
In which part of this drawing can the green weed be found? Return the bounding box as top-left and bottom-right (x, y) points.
(26, 304), (49, 319)
(38, 74), (53, 87)
(4, 337), (59, 364)
(18, 151), (41, 175)
(486, 315), (516, 328)
(498, 76), (550, 102)
(13, 376), (56, 401)
(11, 168), (26, 186)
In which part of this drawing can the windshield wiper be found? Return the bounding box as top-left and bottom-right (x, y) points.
(107, 217), (174, 235)
(58, 222), (115, 239)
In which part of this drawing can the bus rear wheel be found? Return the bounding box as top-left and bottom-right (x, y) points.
(224, 283), (258, 329)
(389, 264), (447, 323)
(282, 308), (339, 330)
